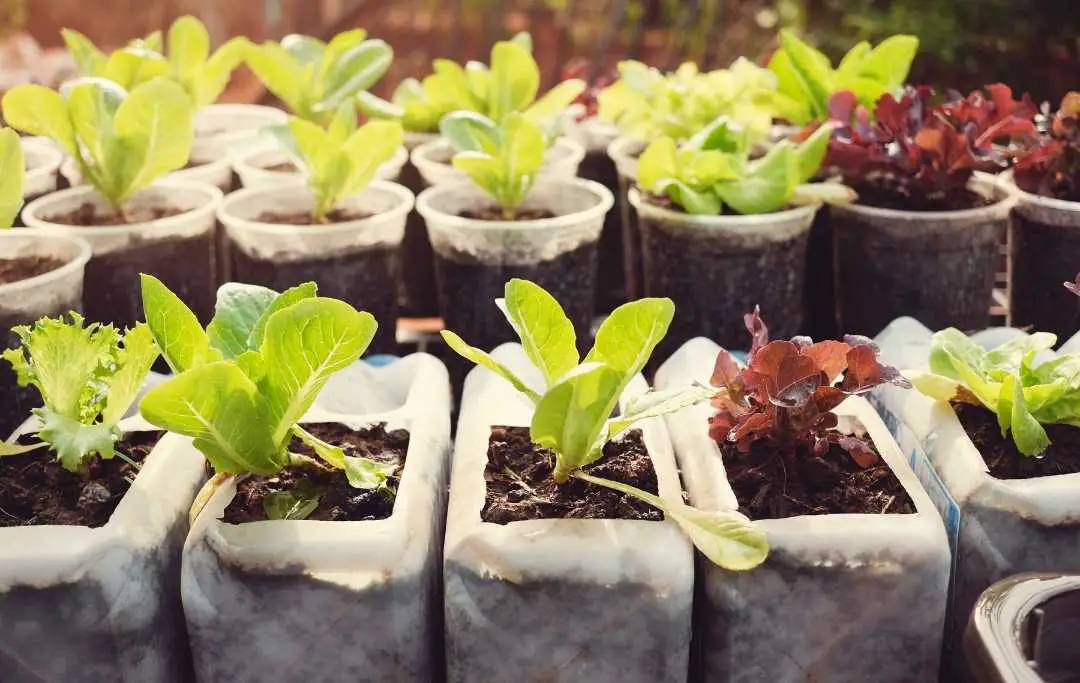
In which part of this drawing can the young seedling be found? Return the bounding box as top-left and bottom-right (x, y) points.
(1, 77), (195, 220)
(440, 111), (544, 220)
(270, 103), (404, 223)
(0, 127), (24, 227)
(61, 27), (166, 90)
(637, 116), (852, 214)
(768, 30), (920, 125)
(909, 328), (1080, 457)
(442, 278), (769, 570)
(137, 275), (396, 520)
(709, 308), (911, 468)
(0, 314), (160, 469)
(245, 28), (393, 127)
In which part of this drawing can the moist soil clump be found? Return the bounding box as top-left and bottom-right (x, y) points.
(256, 209), (372, 225)
(0, 256), (66, 285)
(721, 438), (916, 520)
(223, 423), (409, 523)
(953, 402), (1080, 478)
(1010, 211), (1080, 342)
(0, 431), (162, 528)
(482, 426), (662, 523)
(459, 207), (556, 221)
(46, 202), (184, 226)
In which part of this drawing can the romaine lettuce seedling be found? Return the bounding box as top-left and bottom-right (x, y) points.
(0, 127), (24, 227)
(442, 278), (769, 570)
(909, 328), (1080, 457)
(62, 27), (166, 90)
(138, 275), (396, 520)
(245, 29), (393, 127)
(637, 117), (852, 214)
(0, 315), (160, 470)
(270, 103), (403, 223)
(2, 77), (195, 218)
(162, 15), (250, 108)
(440, 111), (544, 219)
(768, 30), (919, 125)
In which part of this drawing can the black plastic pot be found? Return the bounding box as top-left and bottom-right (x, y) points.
(398, 132), (440, 317)
(608, 137), (645, 301)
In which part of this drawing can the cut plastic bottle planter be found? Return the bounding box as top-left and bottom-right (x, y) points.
(182, 354), (452, 682)
(655, 337), (950, 683)
(444, 344), (693, 683)
(0, 385), (206, 683)
(874, 318), (1080, 675)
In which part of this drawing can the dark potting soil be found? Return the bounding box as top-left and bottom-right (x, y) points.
(398, 163), (439, 317)
(0, 431), (162, 528)
(256, 209), (372, 225)
(579, 148), (624, 314)
(459, 207), (556, 221)
(720, 438), (916, 519)
(639, 202), (809, 363)
(1010, 211), (1080, 342)
(230, 240), (399, 355)
(953, 402), (1080, 479)
(0, 255), (66, 285)
(222, 423), (409, 523)
(833, 205), (1000, 337)
(45, 202), (184, 226)
(850, 184), (991, 213)
(482, 426), (663, 523)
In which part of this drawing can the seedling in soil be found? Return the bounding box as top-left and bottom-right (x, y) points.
(910, 328), (1080, 457)
(244, 28), (393, 127)
(137, 275), (396, 520)
(442, 278), (769, 570)
(637, 116), (852, 214)
(269, 102), (403, 223)
(2, 77), (195, 218)
(0, 127), (24, 226)
(1014, 92), (1080, 201)
(709, 307), (911, 468)
(768, 30), (920, 126)
(0, 314), (160, 470)
(61, 27), (166, 91)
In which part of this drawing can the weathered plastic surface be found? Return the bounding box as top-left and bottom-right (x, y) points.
(0, 399), (206, 683)
(192, 103), (288, 159)
(182, 354), (452, 683)
(22, 139), (63, 198)
(444, 344), (693, 683)
(875, 318), (1080, 674)
(656, 337), (950, 683)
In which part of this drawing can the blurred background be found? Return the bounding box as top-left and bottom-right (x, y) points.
(4, 0), (1079, 103)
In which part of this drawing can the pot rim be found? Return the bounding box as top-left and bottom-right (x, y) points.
(628, 187), (820, 226)
(233, 144), (409, 180)
(1000, 172), (1080, 215)
(410, 135), (586, 177)
(831, 173), (1014, 220)
(415, 177), (614, 231)
(0, 230), (93, 294)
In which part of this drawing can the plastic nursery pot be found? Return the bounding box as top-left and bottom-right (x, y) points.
(411, 135), (585, 187)
(182, 355), (452, 682)
(0, 409), (206, 683)
(61, 148), (234, 194)
(1007, 181), (1080, 342)
(964, 572), (1080, 683)
(191, 103), (288, 159)
(233, 143), (409, 190)
(416, 177), (612, 357)
(874, 318), (1080, 678)
(22, 180), (222, 329)
(0, 232), (90, 438)
(655, 337), (950, 683)
(444, 344), (693, 683)
(398, 131), (439, 317)
(218, 180), (414, 355)
(631, 189), (819, 362)
(833, 176), (1012, 337)
(571, 118), (624, 314)
(17, 138), (64, 225)
(607, 136), (645, 299)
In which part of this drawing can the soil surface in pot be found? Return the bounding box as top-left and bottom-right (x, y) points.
(0, 430), (162, 528)
(721, 437), (916, 519)
(459, 207), (555, 221)
(0, 255), (66, 284)
(1010, 212), (1080, 342)
(482, 426), (663, 523)
(851, 185), (990, 212)
(953, 402), (1080, 478)
(45, 203), (184, 226)
(257, 209), (372, 225)
(223, 423), (410, 523)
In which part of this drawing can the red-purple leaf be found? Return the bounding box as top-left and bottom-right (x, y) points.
(1066, 272), (1080, 297)
(835, 434), (880, 468)
(804, 340), (851, 381)
(710, 350), (742, 389)
(744, 306), (769, 353)
(841, 344), (911, 393)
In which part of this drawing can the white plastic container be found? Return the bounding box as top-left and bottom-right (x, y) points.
(0, 407), (207, 683)
(874, 317), (1080, 676)
(22, 180), (223, 328)
(607, 135), (646, 298)
(21, 137), (63, 201)
(656, 337), (951, 683)
(217, 181), (413, 354)
(411, 136), (585, 187)
(445, 343), (693, 682)
(192, 103), (288, 159)
(183, 354), (452, 683)
(233, 144), (409, 190)
(61, 149), (234, 194)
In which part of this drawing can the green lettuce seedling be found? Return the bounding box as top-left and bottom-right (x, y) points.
(442, 278), (769, 570)
(909, 328), (1080, 457)
(637, 117), (853, 215)
(162, 15), (250, 108)
(245, 28), (393, 127)
(439, 111), (544, 220)
(380, 32), (582, 134)
(769, 30), (919, 125)
(138, 275), (396, 520)
(0, 127), (24, 227)
(2, 77), (194, 218)
(61, 28), (166, 91)
(0, 315), (160, 470)
(270, 103), (403, 223)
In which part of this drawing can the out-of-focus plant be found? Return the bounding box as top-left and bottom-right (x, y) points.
(1014, 93), (1080, 201)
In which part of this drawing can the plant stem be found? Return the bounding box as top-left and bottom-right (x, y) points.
(114, 450), (142, 471)
(501, 205), (517, 221)
(571, 470), (668, 513)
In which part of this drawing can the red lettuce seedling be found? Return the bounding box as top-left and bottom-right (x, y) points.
(708, 308), (911, 468)
(820, 84), (1037, 210)
(562, 58), (617, 120)
(1067, 272), (1080, 296)
(1014, 92), (1080, 201)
